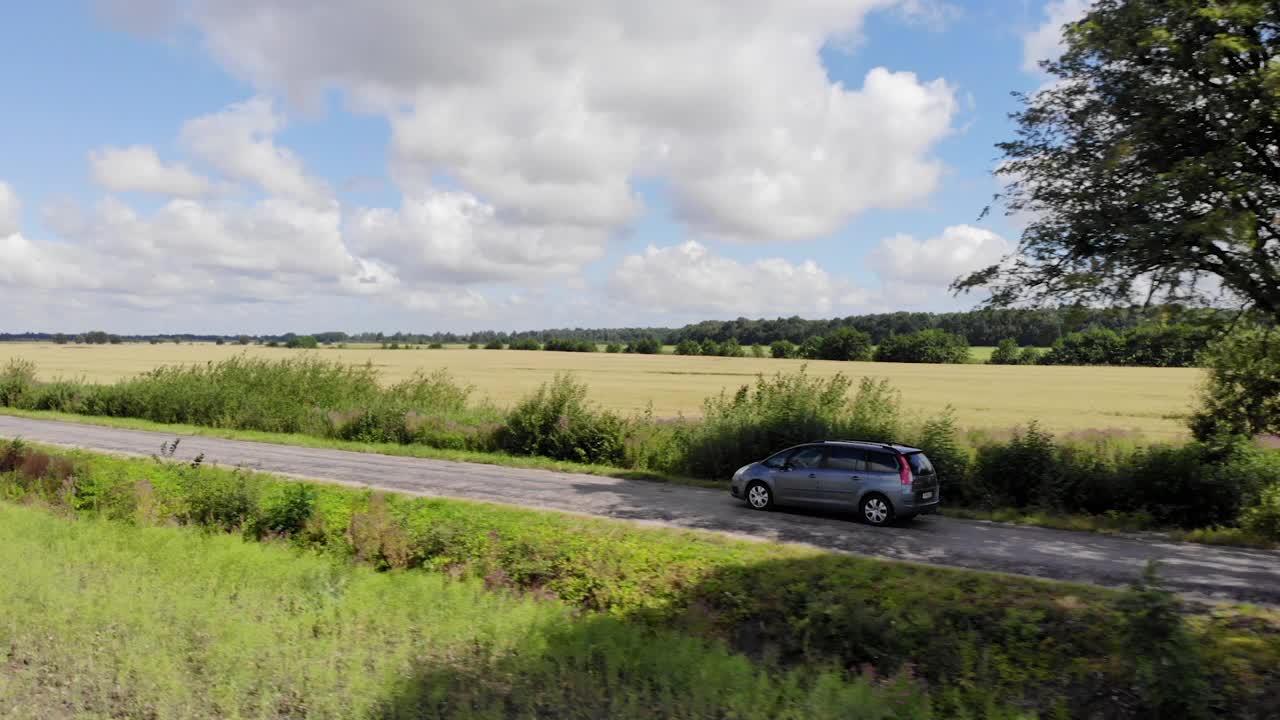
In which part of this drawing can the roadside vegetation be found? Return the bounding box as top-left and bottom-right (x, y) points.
(3, 346), (1279, 544)
(2, 440), (1278, 718)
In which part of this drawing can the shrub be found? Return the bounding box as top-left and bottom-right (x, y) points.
(666, 370), (905, 479)
(468, 342), (480, 349)
(770, 340), (798, 359)
(543, 338), (598, 352)
(509, 338), (542, 351)
(0, 358), (36, 406)
(1018, 346), (1043, 365)
(179, 468), (261, 532)
(1242, 481), (1280, 541)
(799, 336), (823, 359)
(814, 328), (873, 361)
(1117, 563), (1211, 719)
(626, 337), (662, 354)
(497, 374), (628, 465)
(250, 482), (317, 538)
(750, 344), (765, 358)
(873, 330), (970, 364)
(720, 338), (746, 357)
(428, 342), (445, 349)
(605, 343), (623, 354)
(286, 335), (319, 349)
(913, 407), (971, 495)
(1038, 328), (1124, 365)
(675, 339), (701, 355)
(971, 422), (1061, 508)
(1190, 328), (1280, 440)
(483, 339), (505, 350)
(988, 338), (1022, 365)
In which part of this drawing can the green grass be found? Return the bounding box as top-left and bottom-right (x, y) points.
(0, 501), (937, 720)
(3, 441), (1278, 718)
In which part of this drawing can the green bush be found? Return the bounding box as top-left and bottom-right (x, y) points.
(771, 340), (798, 359)
(1038, 328), (1124, 365)
(988, 338), (1022, 365)
(1243, 482), (1280, 541)
(0, 358), (36, 406)
(814, 328), (873, 361)
(483, 339), (504, 350)
(1117, 563), (1212, 719)
(626, 337), (662, 354)
(665, 370), (905, 479)
(543, 338), (597, 352)
(873, 330), (969, 364)
(675, 339), (701, 355)
(510, 338), (543, 351)
(286, 335), (319, 349)
(605, 343), (623, 354)
(1190, 329), (1280, 440)
(497, 374), (627, 465)
(468, 342), (480, 349)
(427, 342), (445, 349)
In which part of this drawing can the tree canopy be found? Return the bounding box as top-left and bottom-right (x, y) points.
(956, 0), (1280, 322)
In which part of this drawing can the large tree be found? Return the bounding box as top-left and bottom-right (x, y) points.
(956, 0), (1280, 322)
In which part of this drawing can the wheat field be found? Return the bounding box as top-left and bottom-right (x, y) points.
(3, 342), (1202, 438)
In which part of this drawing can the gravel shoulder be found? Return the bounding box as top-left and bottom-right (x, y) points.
(2, 414), (1277, 605)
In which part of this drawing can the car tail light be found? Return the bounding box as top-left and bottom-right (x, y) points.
(898, 457), (913, 486)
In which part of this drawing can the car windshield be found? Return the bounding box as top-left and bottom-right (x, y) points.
(905, 452), (934, 476)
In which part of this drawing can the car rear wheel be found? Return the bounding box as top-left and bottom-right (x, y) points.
(859, 493), (894, 526)
(745, 482), (773, 510)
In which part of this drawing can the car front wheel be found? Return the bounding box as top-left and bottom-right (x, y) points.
(745, 482), (773, 510)
(859, 493), (894, 526)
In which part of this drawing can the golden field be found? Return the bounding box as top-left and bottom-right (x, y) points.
(4, 342), (1202, 439)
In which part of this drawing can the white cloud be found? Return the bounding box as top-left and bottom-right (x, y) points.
(151, 0), (957, 242)
(612, 240), (867, 316)
(870, 224), (1010, 301)
(180, 96), (331, 205)
(1022, 0), (1092, 73)
(89, 145), (213, 197)
(0, 181), (20, 237)
(351, 189), (606, 283)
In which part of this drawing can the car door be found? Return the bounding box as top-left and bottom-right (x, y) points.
(816, 445), (865, 508)
(768, 445), (826, 506)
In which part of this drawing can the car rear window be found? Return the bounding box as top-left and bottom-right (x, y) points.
(865, 451), (899, 473)
(905, 452), (934, 476)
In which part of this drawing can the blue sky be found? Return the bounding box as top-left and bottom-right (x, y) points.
(0, 0), (1080, 334)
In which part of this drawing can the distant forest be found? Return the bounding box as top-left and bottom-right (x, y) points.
(0, 306), (1243, 347)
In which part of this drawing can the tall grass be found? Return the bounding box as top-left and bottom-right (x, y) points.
(0, 501), (940, 720)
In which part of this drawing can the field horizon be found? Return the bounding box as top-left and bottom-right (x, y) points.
(3, 341), (1202, 438)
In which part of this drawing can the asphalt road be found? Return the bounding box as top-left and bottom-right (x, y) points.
(2, 414), (1278, 605)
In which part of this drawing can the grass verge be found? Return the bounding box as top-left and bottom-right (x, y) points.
(0, 501), (935, 720)
(2, 441), (1278, 718)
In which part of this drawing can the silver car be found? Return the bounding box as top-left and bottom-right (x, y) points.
(729, 441), (940, 525)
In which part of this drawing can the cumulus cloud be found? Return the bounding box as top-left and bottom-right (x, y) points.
(870, 224), (1010, 302)
(180, 96), (331, 205)
(0, 181), (20, 237)
(1022, 0), (1092, 73)
(351, 189), (606, 283)
(144, 0), (957, 243)
(89, 145), (213, 197)
(612, 241), (868, 316)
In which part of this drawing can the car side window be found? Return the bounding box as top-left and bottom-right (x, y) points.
(787, 446), (825, 469)
(825, 446), (864, 471)
(865, 451), (899, 473)
(762, 450), (792, 469)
